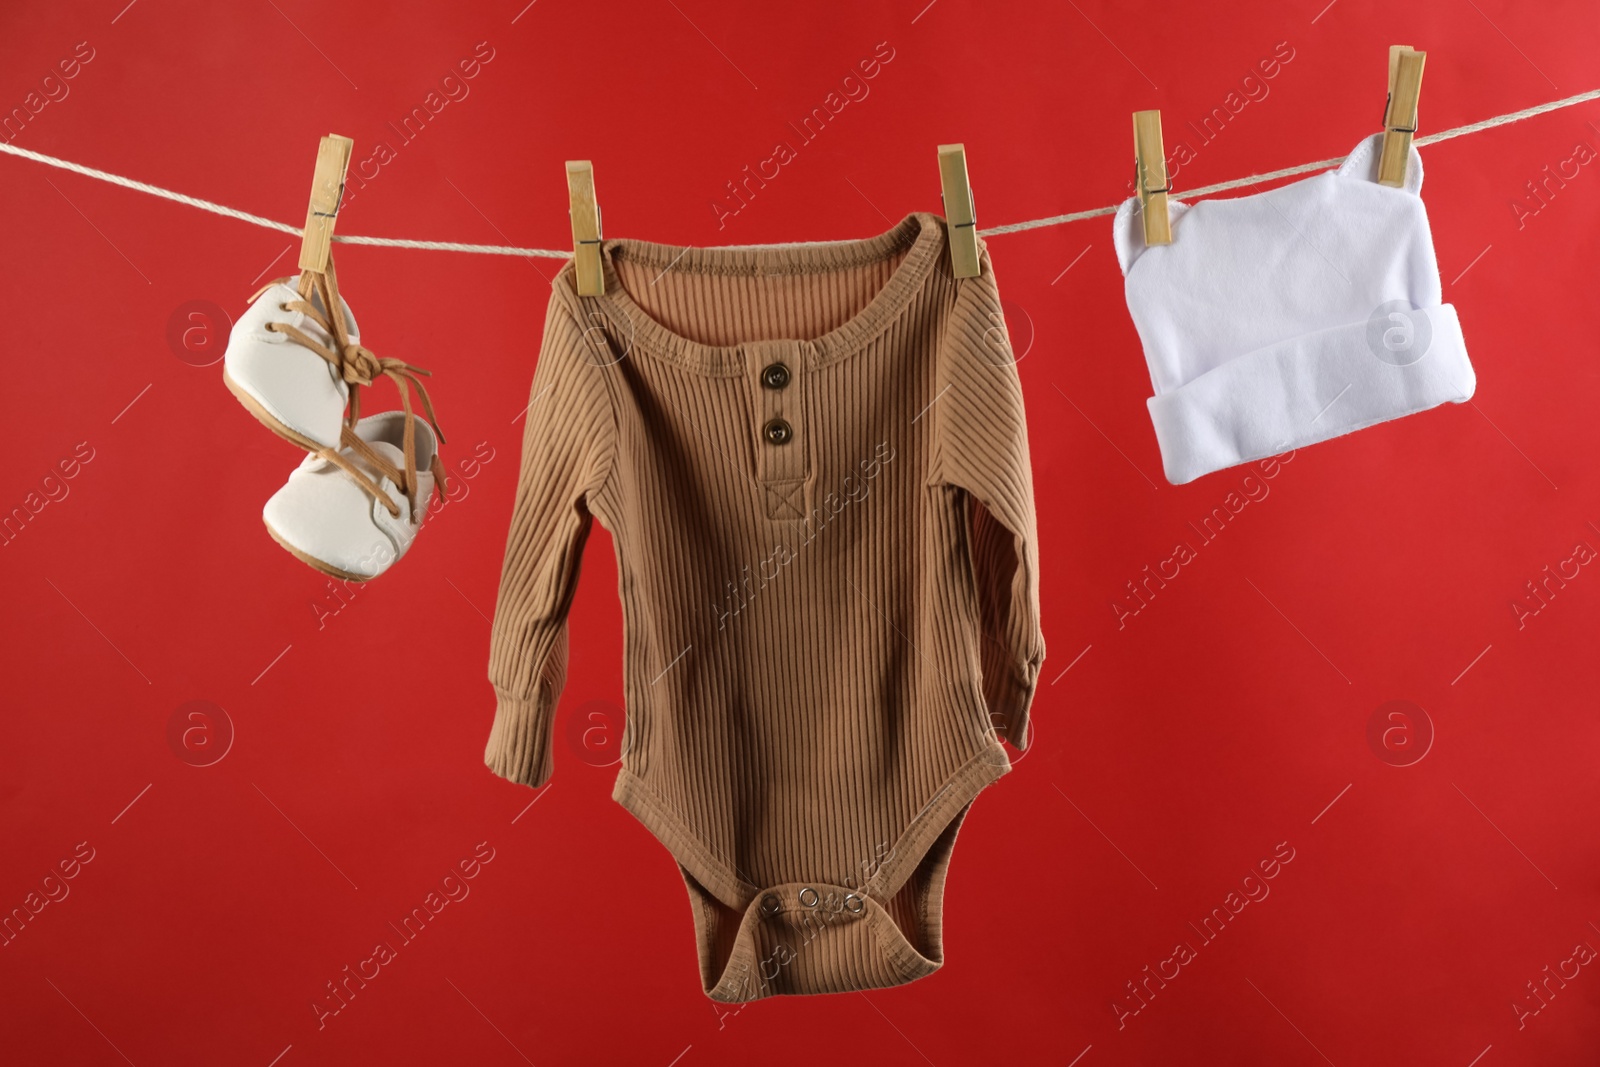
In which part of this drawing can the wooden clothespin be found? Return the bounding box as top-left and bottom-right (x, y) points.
(1132, 110), (1171, 246)
(937, 144), (980, 278)
(566, 160), (604, 296)
(298, 134), (354, 275)
(1378, 46), (1427, 187)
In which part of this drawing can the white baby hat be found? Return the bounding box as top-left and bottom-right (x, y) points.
(1113, 133), (1476, 485)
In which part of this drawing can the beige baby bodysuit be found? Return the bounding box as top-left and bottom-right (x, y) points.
(484, 210), (1046, 1002)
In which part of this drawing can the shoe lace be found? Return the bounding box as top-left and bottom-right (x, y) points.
(251, 256), (449, 520)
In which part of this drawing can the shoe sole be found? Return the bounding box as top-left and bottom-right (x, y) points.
(262, 518), (377, 583)
(223, 369), (330, 453)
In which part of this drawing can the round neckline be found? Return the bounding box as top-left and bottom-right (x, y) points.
(587, 211), (947, 375)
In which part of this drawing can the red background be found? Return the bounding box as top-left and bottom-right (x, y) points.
(3, 1), (1598, 1064)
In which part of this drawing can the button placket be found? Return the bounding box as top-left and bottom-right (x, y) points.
(742, 340), (809, 521)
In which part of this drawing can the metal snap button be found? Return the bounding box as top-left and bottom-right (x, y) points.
(798, 886), (820, 908)
(761, 361), (790, 389)
(844, 893), (864, 914)
(759, 893), (782, 917)
(763, 418), (793, 445)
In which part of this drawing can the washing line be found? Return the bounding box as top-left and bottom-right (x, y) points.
(0, 86), (1595, 257)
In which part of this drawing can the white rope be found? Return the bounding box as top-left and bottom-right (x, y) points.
(2, 87), (1595, 255)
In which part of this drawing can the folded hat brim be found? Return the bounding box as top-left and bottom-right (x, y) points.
(1147, 303), (1475, 484)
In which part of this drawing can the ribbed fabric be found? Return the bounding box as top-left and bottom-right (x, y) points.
(484, 211), (1046, 1001)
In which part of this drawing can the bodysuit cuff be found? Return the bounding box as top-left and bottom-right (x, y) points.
(993, 654), (1044, 752)
(484, 685), (556, 788)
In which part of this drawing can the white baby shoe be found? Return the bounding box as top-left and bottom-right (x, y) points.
(262, 410), (445, 581)
(223, 273), (361, 451)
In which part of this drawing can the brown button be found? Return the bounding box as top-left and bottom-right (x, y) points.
(759, 894), (782, 917)
(763, 418), (792, 445)
(760, 361), (790, 389)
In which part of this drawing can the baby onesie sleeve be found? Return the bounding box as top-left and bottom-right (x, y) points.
(483, 289), (617, 788)
(931, 245), (1048, 751)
